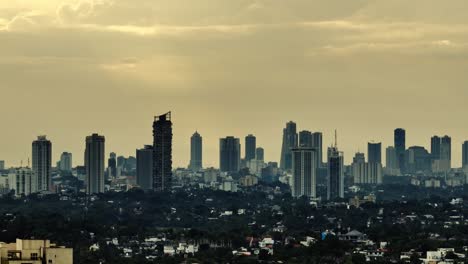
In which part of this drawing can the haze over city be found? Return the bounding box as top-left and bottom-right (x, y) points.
(1, 0), (468, 167)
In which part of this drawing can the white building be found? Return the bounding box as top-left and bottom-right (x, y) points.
(8, 167), (34, 197)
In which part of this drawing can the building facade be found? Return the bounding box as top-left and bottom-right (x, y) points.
(85, 134), (105, 194)
(280, 121), (298, 170)
(59, 152), (72, 172)
(153, 112), (173, 192)
(394, 128), (406, 173)
(0, 239), (72, 264)
(245, 134), (256, 161)
(291, 147), (318, 198)
(219, 137), (241, 173)
(137, 145), (153, 190)
(327, 146), (344, 200)
(32, 136), (52, 193)
(189, 132), (203, 171)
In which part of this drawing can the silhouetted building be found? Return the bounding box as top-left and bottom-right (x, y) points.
(368, 142), (382, 164)
(394, 128), (406, 173)
(431, 136), (441, 160)
(463, 141), (468, 169)
(441, 136), (451, 166)
(291, 147), (317, 198)
(137, 145), (153, 190)
(256, 147), (264, 161)
(59, 152), (72, 172)
(312, 132), (323, 167)
(220, 137), (241, 173)
(430, 135), (452, 172)
(108, 152), (117, 179)
(327, 146), (344, 200)
(85, 134), (105, 194)
(152, 112), (173, 191)
(299, 130), (313, 147)
(245, 134), (256, 161)
(189, 131), (203, 171)
(386, 146), (397, 169)
(0, 161), (4, 171)
(280, 121), (298, 170)
(406, 146), (431, 173)
(32, 136), (52, 192)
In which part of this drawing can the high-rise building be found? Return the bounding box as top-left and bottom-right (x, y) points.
(312, 132), (323, 167)
(352, 152), (366, 184)
(463, 141), (468, 169)
(352, 152), (382, 185)
(189, 131), (203, 171)
(431, 136), (441, 160)
(108, 152), (117, 179)
(280, 121), (298, 170)
(386, 146), (397, 169)
(430, 135), (452, 172)
(256, 147), (264, 161)
(85, 134), (105, 194)
(291, 147), (317, 198)
(220, 137), (241, 173)
(32, 136), (52, 192)
(137, 145), (153, 190)
(153, 112), (173, 192)
(368, 142), (382, 164)
(299, 130), (313, 147)
(394, 128), (406, 173)
(59, 152), (72, 172)
(0, 161), (4, 171)
(440, 136), (451, 165)
(327, 146), (344, 200)
(407, 146), (431, 173)
(245, 134), (256, 161)
(8, 167), (34, 196)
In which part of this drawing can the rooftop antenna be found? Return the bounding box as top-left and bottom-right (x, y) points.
(20, 160), (23, 167)
(27, 158), (30, 167)
(334, 129), (338, 148)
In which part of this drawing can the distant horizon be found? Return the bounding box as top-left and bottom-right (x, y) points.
(2, 1), (468, 169)
(1, 117), (467, 169)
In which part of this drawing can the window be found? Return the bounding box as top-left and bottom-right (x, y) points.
(31, 253), (38, 260)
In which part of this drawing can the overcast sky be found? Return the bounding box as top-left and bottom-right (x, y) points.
(1, 0), (468, 168)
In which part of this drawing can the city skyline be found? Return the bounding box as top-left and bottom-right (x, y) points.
(1, 120), (468, 169)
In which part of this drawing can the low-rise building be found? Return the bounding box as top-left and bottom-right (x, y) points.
(0, 239), (72, 264)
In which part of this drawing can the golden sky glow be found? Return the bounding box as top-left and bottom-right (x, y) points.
(1, 0), (468, 167)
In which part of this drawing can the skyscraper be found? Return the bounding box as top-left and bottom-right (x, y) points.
(291, 147), (317, 198)
(0, 161), (5, 171)
(352, 152), (366, 184)
(245, 134), (256, 161)
(59, 152), (72, 172)
(220, 137), (241, 173)
(298, 130), (313, 147)
(108, 152), (117, 179)
(32, 136), (52, 192)
(440, 136), (451, 165)
(312, 132), (323, 167)
(85, 134), (105, 194)
(8, 167), (34, 196)
(463, 141), (468, 169)
(386, 146), (397, 169)
(431, 136), (441, 160)
(189, 131), (203, 171)
(280, 121), (298, 170)
(394, 128), (406, 173)
(368, 142), (382, 164)
(256, 147), (264, 161)
(152, 112), (173, 192)
(327, 145), (344, 200)
(137, 145), (153, 190)
(430, 135), (451, 172)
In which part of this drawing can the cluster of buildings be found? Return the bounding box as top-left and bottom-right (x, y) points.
(1, 116), (468, 200)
